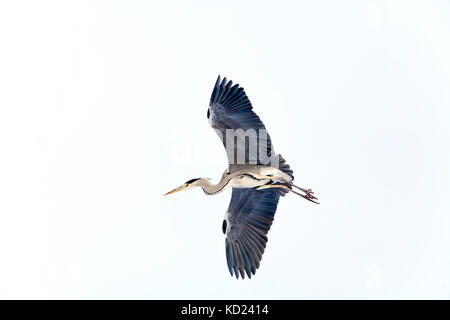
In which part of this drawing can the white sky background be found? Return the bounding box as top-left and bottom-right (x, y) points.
(0, 0), (449, 299)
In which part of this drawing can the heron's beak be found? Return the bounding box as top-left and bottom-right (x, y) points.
(164, 186), (186, 196)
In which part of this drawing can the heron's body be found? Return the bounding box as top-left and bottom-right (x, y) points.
(165, 76), (318, 279)
(184, 165), (293, 195)
(228, 172), (271, 189)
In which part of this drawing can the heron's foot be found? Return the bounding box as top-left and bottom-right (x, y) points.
(300, 188), (319, 204)
(305, 189), (317, 200)
(288, 183), (319, 203)
(291, 186), (319, 203)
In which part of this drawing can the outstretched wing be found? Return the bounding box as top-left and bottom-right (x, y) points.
(208, 75), (274, 166)
(223, 188), (281, 279)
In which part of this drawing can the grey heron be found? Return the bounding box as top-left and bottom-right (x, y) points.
(165, 76), (318, 279)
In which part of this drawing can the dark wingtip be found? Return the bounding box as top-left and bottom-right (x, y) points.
(209, 75), (252, 112)
(222, 220), (227, 234)
(234, 266), (240, 279)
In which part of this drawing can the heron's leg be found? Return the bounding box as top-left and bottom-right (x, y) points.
(289, 183), (318, 200)
(291, 184), (311, 193)
(256, 184), (319, 204)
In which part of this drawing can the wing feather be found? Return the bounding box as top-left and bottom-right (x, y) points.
(208, 76), (294, 191)
(208, 75), (274, 166)
(224, 188), (280, 279)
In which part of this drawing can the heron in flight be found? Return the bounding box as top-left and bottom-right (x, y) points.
(165, 76), (318, 279)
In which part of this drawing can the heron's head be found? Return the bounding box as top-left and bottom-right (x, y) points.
(164, 178), (204, 196)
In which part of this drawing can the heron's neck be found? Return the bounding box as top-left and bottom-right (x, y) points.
(196, 177), (231, 195)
